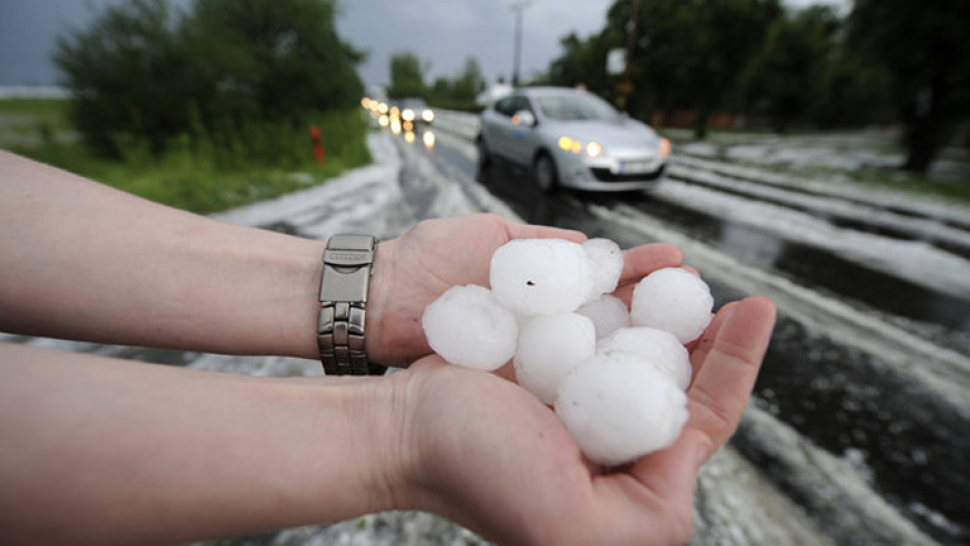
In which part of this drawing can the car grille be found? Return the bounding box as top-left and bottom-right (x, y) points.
(591, 165), (666, 182)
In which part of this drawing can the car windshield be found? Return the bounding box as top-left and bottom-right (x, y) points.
(535, 93), (618, 121)
(401, 98), (427, 109)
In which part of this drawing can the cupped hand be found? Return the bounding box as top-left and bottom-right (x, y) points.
(385, 296), (776, 546)
(365, 214), (682, 367)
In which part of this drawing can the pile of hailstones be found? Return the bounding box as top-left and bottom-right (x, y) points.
(422, 238), (714, 466)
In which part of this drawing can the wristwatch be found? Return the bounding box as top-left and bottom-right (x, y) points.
(317, 234), (386, 375)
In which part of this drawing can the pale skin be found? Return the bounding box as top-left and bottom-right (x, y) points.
(0, 150), (777, 546)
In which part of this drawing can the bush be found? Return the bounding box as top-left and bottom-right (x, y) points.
(54, 0), (365, 159)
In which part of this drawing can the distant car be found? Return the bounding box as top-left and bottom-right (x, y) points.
(399, 97), (435, 125)
(477, 87), (670, 193)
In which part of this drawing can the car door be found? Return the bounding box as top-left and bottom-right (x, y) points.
(482, 96), (517, 160)
(506, 95), (542, 166)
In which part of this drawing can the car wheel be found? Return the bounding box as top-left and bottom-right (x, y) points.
(533, 153), (559, 194)
(476, 135), (492, 170)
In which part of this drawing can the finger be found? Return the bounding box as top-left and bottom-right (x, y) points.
(619, 243), (683, 284)
(628, 428), (708, 500)
(686, 296), (776, 455)
(687, 302), (739, 373)
(504, 221), (587, 243)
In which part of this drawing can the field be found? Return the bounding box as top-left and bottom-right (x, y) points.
(0, 98), (372, 214)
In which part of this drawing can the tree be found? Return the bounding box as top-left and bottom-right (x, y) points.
(847, 0), (970, 173)
(54, 0), (364, 156)
(450, 57), (487, 102)
(742, 6), (841, 132)
(387, 51), (427, 99)
(597, 0), (781, 137)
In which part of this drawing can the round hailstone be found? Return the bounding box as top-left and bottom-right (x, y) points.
(422, 285), (518, 371)
(555, 353), (689, 466)
(514, 313), (596, 405)
(583, 238), (624, 298)
(597, 327), (692, 390)
(576, 295), (630, 340)
(490, 239), (593, 316)
(630, 268), (714, 343)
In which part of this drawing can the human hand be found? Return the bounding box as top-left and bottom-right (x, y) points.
(365, 214), (683, 367)
(383, 296), (776, 546)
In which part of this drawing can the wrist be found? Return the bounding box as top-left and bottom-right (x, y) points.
(316, 371), (421, 514)
(361, 238), (407, 367)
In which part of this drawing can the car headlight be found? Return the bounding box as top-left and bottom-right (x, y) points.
(402, 109), (415, 121)
(659, 137), (671, 158)
(422, 109), (435, 122)
(558, 136), (604, 157)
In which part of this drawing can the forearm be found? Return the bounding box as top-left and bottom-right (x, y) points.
(0, 342), (406, 545)
(0, 151), (324, 358)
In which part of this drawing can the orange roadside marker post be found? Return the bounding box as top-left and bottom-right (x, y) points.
(310, 126), (325, 166)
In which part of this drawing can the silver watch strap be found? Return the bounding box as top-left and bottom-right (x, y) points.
(317, 234), (384, 375)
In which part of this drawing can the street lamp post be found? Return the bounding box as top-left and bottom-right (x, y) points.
(510, 0), (532, 87)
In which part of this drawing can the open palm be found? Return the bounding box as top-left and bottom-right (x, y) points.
(391, 296), (776, 546)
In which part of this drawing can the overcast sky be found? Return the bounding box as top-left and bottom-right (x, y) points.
(0, 0), (849, 90)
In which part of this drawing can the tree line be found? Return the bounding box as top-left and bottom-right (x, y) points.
(543, 0), (969, 174)
(55, 0), (365, 161)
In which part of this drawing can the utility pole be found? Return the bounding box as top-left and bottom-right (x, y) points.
(510, 0), (532, 87)
(618, 0), (640, 111)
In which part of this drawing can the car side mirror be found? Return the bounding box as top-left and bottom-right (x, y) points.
(512, 110), (537, 127)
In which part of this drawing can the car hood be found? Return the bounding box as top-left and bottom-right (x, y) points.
(546, 118), (660, 149)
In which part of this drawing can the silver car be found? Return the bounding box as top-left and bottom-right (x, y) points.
(477, 87), (670, 192)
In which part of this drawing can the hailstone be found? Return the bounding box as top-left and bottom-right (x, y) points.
(582, 238), (624, 298)
(597, 327), (692, 390)
(422, 285), (518, 371)
(555, 353), (689, 466)
(576, 295), (630, 340)
(630, 267), (713, 343)
(490, 239), (593, 316)
(514, 313), (597, 404)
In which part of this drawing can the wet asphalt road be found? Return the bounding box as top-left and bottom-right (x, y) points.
(394, 119), (970, 546)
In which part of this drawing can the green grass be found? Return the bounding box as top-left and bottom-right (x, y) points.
(1, 99), (372, 214)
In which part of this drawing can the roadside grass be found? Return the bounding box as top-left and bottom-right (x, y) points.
(0, 99), (371, 214)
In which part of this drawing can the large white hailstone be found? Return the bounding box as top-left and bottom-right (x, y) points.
(576, 295), (630, 340)
(422, 285), (518, 371)
(514, 313), (597, 404)
(582, 238), (624, 298)
(630, 268), (714, 344)
(490, 239), (593, 316)
(555, 353), (689, 466)
(598, 327), (692, 390)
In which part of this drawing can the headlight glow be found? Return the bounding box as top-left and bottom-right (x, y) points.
(422, 109), (435, 122)
(659, 137), (671, 158)
(558, 136), (574, 151)
(402, 109), (415, 121)
(586, 142), (602, 158)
